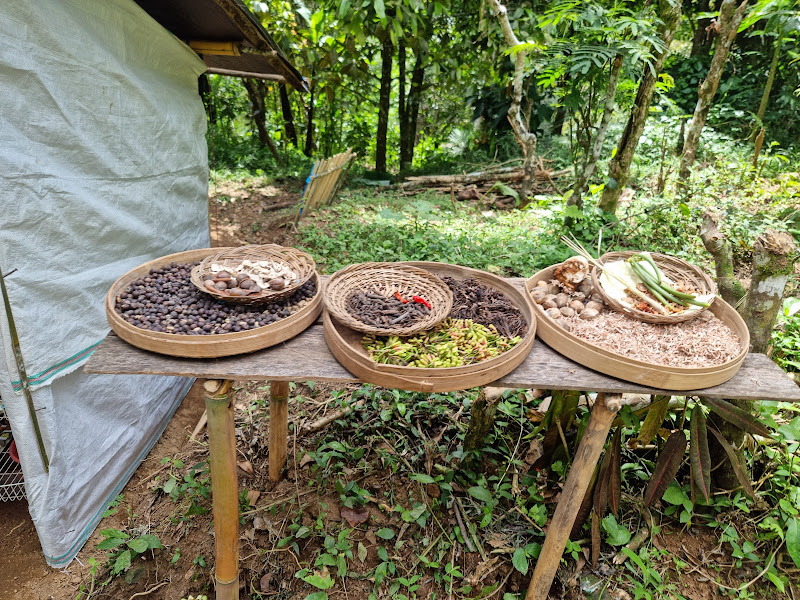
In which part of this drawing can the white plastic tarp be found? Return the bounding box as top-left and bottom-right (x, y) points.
(0, 0), (210, 565)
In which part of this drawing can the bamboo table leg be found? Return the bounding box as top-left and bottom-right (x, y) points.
(204, 379), (239, 600)
(269, 380), (290, 482)
(525, 393), (621, 600)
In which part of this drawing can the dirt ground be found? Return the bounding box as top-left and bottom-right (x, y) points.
(0, 181), (788, 600)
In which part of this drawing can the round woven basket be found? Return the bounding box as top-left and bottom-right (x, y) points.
(324, 262), (454, 335)
(190, 244), (316, 304)
(591, 251), (717, 324)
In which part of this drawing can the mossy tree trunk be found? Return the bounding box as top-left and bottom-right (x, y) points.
(699, 224), (797, 489)
(679, 0), (748, 182)
(598, 0), (681, 215)
(488, 0), (537, 208)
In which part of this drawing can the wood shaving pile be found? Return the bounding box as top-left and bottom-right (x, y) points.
(563, 310), (742, 367)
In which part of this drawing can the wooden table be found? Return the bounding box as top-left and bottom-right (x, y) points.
(84, 320), (800, 600)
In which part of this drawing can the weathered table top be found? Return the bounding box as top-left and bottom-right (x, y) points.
(85, 322), (800, 402)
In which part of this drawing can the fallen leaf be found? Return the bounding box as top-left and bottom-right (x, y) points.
(247, 490), (261, 507)
(259, 572), (273, 593)
(340, 506), (370, 527)
(524, 439), (543, 466)
(237, 461), (254, 476)
(425, 483), (441, 499)
(365, 530), (377, 545)
(299, 453), (314, 468)
(253, 516), (267, 531)
(358, 541), (368, 563)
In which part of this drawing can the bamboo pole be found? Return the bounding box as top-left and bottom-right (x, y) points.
(525, 393), (621, 600)
(204, 379), (239, 600)
(269, 380), (290, 481)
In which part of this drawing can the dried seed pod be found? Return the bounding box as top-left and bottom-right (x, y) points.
(569, 300), (585, 313)
(248, 284), (262, 294)
(555, 293), (570, 308)
(268, 278), (286, 291)
(572, 292), (586, 301)
(590, 293), (604, 304)
(580, 308), (600, 320)
(546, 283), (560, 296)
(204, 280), (217, 291)
(560, 306), (576, 318)
(545, 308), (562, 319)
(216, 271), (231, 279)
(229, 288), (249, 297)
(585, 300), (604, 312)
(239, 279), (254, 289)
(530, 289), (548, 304)
(213, 280), (228, 291)
(536, 280), (549, 288)
(578, 280), (593, 295)
(236, 273), (250, 284)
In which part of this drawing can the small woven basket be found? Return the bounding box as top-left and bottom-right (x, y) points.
(590, 251), (717, 324)
(190, 244), (316, 304)
(324, 262), (454, 335)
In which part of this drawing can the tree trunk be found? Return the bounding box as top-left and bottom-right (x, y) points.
(599, 0), (681, 214)
(279, 83), (298, 147)
(402, 52), (426, 172)
(376, 36), (393, 174)
(679, 0), (748, 181)
(488, 0), (537, 208)
(570, 55), (623, 210)
(690, 0), (713, 57)
(242, 78), (283, 164)
(463, 390), (501, 453)
(398, 40), (408, 172)
(699, 212), (747, 304)
(750, 34), (783, 140)
(304, 80), (315, 157)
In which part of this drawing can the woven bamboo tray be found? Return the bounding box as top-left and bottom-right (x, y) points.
(591, 251), (717, 324)
(526, 263), (748, 389)
(324, 261), (536, 393)
(106, 248), (322, 358)
(190, 244), (316, 304)
(324, 262), (453, 335)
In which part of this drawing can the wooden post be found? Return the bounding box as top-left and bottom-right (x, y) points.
(203, 379), (239, 600)
(269, 380), (290, 481)
(525, 393), (621, 600)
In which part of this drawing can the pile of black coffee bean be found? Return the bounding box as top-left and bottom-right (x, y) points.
(114, 261), (317, 335)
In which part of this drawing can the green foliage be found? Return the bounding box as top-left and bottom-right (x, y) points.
(97, 528), (163, 578)
(772, 297), (800, 373)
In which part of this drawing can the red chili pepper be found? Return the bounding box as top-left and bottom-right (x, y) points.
(394, 291), (409, 303)
(412, 295), (431, 309)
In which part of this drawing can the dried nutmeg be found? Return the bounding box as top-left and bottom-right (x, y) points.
(546, 283), (560, 296)
(213, 280), (228, 291)
(236, 273), (250, 284)
(545, 307), (562, 319)
(580, 308), (600, 320)
(560, 306), (576, 318)
(589, 293), (604, 304)
(204, 280), (217, 291)
(229, 288), (249, 297)
(248, 284), (262, 294)
(578, 280), (593, 295)
(555, 293), (570, 308)
(569, 300), (585, 313)
(530, 289), (548, 304)
(572, 292), (586, 301)
(536, 280), (549, 289)
(203, 274), (215, 281)
(239, 279), (254, 289)
(216, 271), (231, 279)
(542, 297), (558, 310)
(268, 278), (286, 291)
(585, 300), (604, 313)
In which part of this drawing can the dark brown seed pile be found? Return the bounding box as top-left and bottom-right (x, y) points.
(441, 276), (528, 338)
(345, 291), (429, 328)
(114, 261), (316, 335)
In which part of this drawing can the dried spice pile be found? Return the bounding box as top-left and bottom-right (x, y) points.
(564, 310), (741, 367)
(115, 262), (316, 335)
(440, 276), (527, 338)
(345, 291), (430, 329)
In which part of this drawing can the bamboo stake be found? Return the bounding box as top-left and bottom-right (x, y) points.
(0, 268), (49, 472)
(269, 380), (290, 481)
(525, 394), (621, 600)
(203, 379), (239, 600)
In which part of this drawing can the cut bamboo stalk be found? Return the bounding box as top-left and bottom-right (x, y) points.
(203, 379), (239, 600)
(269, 380), (290, 481)
(525, 393), (621, 600)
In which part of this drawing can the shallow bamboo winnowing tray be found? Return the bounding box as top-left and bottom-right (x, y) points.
(323, 261), (537, 393)
(525, 264), (749, 390)
(106, 248), (323, 358)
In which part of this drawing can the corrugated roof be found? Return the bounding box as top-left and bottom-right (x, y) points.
(133, 0), (306, 91)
